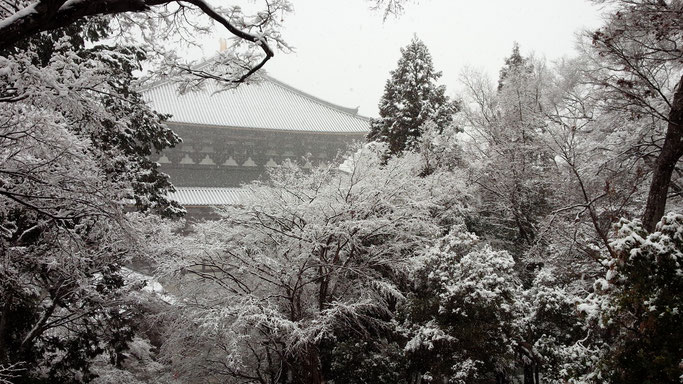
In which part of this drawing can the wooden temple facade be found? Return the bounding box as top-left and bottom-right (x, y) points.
(142, 74), (371, 209)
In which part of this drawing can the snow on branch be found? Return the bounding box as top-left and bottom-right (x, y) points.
(0, 362), (24, 384)
(0, 0), (283, 83)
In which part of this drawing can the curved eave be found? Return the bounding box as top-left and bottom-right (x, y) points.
(164, 121), (370, 136)
(168, 187), (252, 206)
(142, 71), (371, 135)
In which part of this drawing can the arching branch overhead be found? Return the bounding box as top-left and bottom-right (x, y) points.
(0, 0), (276, 83)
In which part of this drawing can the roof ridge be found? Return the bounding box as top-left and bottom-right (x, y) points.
(140, 56), (371, 122)
(174, 187), (248, 190)
(262, 74), (371, 121)
(140, 56), (372, 133)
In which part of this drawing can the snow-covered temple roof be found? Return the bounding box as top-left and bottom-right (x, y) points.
(143, 74), (371, 134)
(168, 187), (252, 206)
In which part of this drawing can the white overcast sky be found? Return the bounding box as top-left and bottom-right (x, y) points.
(197, 0), (605, 117)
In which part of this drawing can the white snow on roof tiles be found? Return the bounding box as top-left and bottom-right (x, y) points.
(169, 187), (252, 206)
(142, 75), (371, 134)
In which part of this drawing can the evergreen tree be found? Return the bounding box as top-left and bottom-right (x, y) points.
(583, 213), (683, 383)
(368, 36), (458, 154)
(401, 225), (522, 383)
(0, 19), (181, 381)
(498, 42), (533, 91)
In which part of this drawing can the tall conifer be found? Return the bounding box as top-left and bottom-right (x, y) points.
(368, 36), (457, 154)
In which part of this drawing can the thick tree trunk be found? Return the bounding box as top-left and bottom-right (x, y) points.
(642, 74), (683, 232)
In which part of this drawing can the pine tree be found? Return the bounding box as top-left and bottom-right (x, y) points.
(497, 42), (533, 91)
(368, 36), (458, 155)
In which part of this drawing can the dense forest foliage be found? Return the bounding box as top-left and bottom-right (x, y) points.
(0, 0), (681, 383)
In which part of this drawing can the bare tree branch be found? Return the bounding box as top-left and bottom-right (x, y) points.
(0, 0), (275, 82)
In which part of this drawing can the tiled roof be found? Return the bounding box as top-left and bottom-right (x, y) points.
(169, 187), (252, 206)
(142, 74), (371, 134)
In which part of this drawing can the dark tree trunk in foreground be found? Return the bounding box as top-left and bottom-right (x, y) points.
(290, 344), (325, 384)
(642, 74), (683, 232)
(524, 364), (535, 384)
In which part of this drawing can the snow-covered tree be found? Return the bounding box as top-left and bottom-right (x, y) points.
(458, 47), (641, 384)
(156, 146), (467, 383)
(531, 56), (645, 279)
(0, 0), (291, 86)
(0, 1), (428, 381)
(323, 334), (408, 384)
(368, 36), (459, 155)
(0, 0), (299, 379)
(460, 46), (555, 256)
(517, 267), (598, 384)
(0, 17), (186, 382)
(585, 0), (683, 232)
(414, 120), (466, 177)
(497, 42), (533, 91)
(578, 213), (683, 383)
(401, 224), (522, 384)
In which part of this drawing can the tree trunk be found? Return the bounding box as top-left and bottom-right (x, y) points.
(523, 364), (535, 384)
(642, 74), (683, 232)
(0, 300), (11, 365)
(290, 344), (324, 384)
(496, 372), (510, 384)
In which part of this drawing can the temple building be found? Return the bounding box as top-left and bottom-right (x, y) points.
(142, 74), (371, 212)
